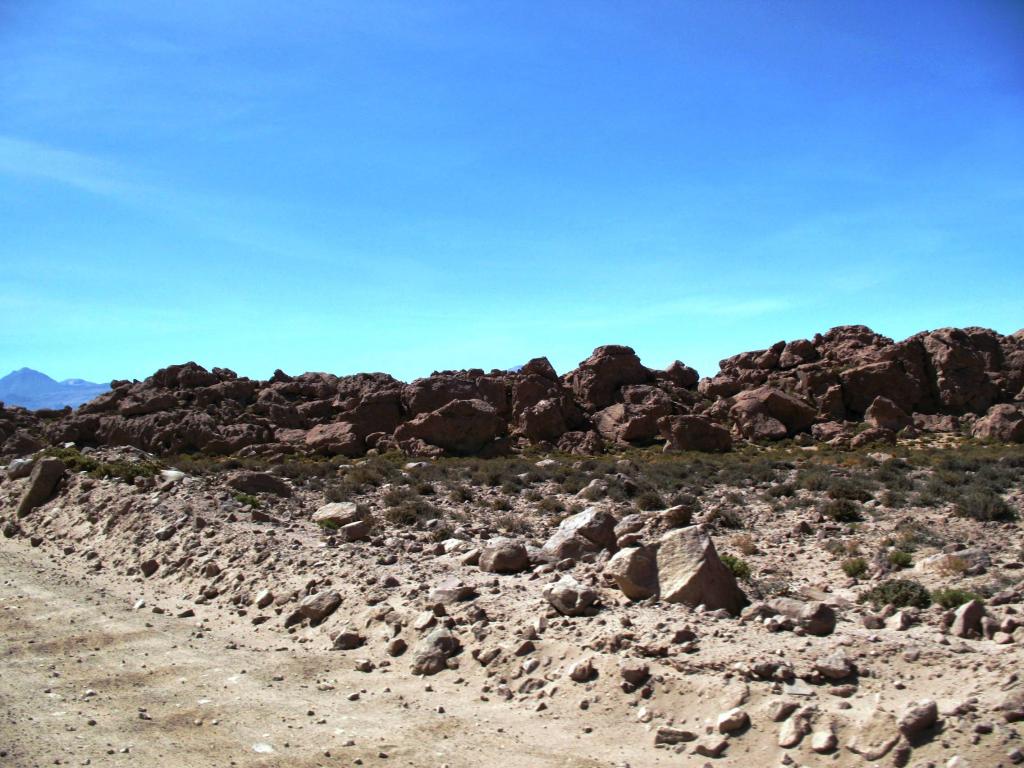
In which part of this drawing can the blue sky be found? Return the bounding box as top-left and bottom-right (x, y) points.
(1, 1), (1022, 384)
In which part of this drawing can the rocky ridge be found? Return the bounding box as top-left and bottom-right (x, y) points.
(2, 325), (1023, 462)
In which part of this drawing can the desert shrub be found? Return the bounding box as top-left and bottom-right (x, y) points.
(449, 484), (474, 503)
(522, 488), (542, 502)
(383, 498), (439, 526)
(496, 512), (530, 534)
(382, 486), (417, 507)
(842, 557), (868, 578)
(415, 481), (436, 496)
(859, 579), (931, 609)
(730, 533), (758, 555)
(827, 476), (874, 502)
(720, 553), (751, 580)
(275, 458), (337, 482)
(538, 496), (565, 515)
(489, 495), (513, 511)
(888, 550), (912, 569)
(936, 555), (968, 576)
(232, 492), (261, 508)
(635, 490), (665, 511)
(821, 498), (862, 523)
(45, 446), (162, 484)
(559, 472), (588, 495)
(880, 490), (907, 508)
(955, 491), (1015, 522)
(893, 518), (942, 550)
(931, 587), (983, 610)
(766, 482), (796, 498)
(796, 466), (832, 492)
(706, 506), (743, 529)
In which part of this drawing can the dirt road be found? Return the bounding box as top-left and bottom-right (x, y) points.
(0, 538), (669, 768)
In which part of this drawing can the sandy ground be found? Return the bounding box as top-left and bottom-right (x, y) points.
(0, 537), (680, 768)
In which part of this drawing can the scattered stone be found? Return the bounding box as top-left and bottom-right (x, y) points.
(716, 707), (749, 734)
(479, 538), (530, 574)
(543, 576), (597, 617)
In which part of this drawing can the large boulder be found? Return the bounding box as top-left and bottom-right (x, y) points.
(304, 421), (364, 456)
(411, 628), (461, 676)
(15, 457), (64, 517)
(542, 507), (618, 560)
(730, 387), (816, 441)
(565, 345), (651, 411)
(656, 526), (747, 615)
(479, 538), (530, 574)
(393, 398), (505, 454)
(226, 471), (291, 497)
(864, 396), (912, 432)
(663, 361), (699, 388)
(972, 404), (1024, 443)
(839, 360), (923, 415)
(517, 398), (567, 442)
(556, 430), (604, 456)
(285, 590), (342, 626)
(765, 597), (836, 636)
(659, 415), (732, 453)
(604, 546), (658, 600)
(312, 502), (367, 529)
(922, 328), (1000, 413)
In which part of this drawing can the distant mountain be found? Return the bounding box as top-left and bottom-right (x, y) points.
(0, 368), (110, 411)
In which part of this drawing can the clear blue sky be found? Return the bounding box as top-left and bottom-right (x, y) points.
(1, 1), (1022, 384)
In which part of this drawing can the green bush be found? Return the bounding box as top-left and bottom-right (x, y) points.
(842, 557), (868, 578)
(383, 498), (439, 526)
(821, 498), (862, 522)
(859, 579), (931, 609)
(888, 550), (913, 569)
(721, 553), (751, 581)
(634, 490), (665, 511)
(232, 492), (261, 508)
(44, 446), (161, 484)
(931, 587), (983, 610)
(955, 491), (1015, 522)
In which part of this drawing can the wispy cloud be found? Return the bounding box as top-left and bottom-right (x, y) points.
(0, 135), (142, 198)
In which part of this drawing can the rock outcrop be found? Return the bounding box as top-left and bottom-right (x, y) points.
(3, 324), (1021, 460)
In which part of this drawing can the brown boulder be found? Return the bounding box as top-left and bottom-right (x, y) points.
(565, 345), (651, 410)
(766, 597), (836, 635)
(864, 396), (912, 432)
(479, 538), (530, 574)
(659, 415), (732, 453)
(656, 526), (747, 615)
(972, 404), (1024, 443)
(226, 471), (291, 497)
(305, 421), (364, 456)
(556, 430), (604, 456)
(778, 339), (819, 369)
(393, 398), (505, 454)
(922, 327), (1000, 412)
(517, 398), (567, 442)
(604, 546), (658, 600)
(839, 360), (923, 415)
(730, 387), (816, 441)
(542, 507), (618, 560)
(519, 357), (558, 380)
(16, 457), (64, 517)
(664, 361), (699, 388)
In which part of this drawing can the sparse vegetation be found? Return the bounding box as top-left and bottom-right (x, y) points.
(721, 553), (751, 581)
(859, 579), (932, 610)
(931, 587), (983, 610)
(842, 557), (868, 578)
